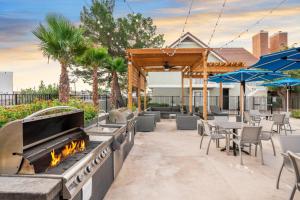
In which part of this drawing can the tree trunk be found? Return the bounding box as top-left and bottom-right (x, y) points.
(110, 71), (117, 108)
(114, 73), (125, 108)
(59, 62), (70, 102)
(92, 66), (99, 108)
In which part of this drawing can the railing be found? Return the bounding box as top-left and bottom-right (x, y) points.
(1, 93), (298, 112)
(146, 95), (274, 114)
(0, 94), (111, 112)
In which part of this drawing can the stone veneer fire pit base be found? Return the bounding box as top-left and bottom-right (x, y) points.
(0, 177), (61, 200)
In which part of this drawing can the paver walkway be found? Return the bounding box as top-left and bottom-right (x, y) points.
(105, 118), (299, 200)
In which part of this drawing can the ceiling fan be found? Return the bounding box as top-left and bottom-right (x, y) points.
(163, 61), (175, 71)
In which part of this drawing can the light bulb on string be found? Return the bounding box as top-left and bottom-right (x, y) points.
(97, 20), (100, 24)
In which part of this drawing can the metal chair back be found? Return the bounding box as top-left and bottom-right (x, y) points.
(244, 112), (252, 123)
(272, 114), (285, 124)
(288, 151), (300, 190)
(214, 116), (228, 122)
(240, 126), (262, 143)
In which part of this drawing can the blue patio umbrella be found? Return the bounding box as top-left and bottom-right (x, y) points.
(209, 69), (287, 121)
(252, 47), (300, 71)
(261, 77), (300, 113)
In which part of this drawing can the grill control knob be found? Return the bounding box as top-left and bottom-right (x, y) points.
(85, 165), (92, 174)
(76, 175), (84, 184)
(101, 152), (106, 158)
(94, 158), (100, 165)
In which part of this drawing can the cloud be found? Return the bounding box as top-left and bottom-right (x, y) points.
(0, 17), (36, 43)
(154, 5), (300, 50)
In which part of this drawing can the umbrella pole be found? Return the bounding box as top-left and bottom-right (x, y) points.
(287, 87), (289, 113)
(240, 81), (245, 123)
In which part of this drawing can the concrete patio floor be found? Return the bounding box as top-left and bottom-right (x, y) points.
(105, 118), (300, 200)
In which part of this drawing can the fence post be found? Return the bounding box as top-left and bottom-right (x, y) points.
(105, 94), (108, 113)
(14, 94), (18, 105)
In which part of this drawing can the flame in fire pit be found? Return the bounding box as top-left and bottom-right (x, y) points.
(50, 140), (86, 167)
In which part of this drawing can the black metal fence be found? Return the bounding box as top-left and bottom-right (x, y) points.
(0, 94), (111, 112)
(0, 93), (298, 113)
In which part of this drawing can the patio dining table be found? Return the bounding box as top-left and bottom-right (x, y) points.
(209, 121), (245, 156)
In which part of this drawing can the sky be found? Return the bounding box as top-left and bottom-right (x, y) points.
(0, 0), (300, 91)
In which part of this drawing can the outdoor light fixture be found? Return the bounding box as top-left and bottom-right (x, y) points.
(163, 61), (174, 71)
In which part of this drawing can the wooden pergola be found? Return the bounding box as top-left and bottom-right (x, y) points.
(126, 48), (245, 120)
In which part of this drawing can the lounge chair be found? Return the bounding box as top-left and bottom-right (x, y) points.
(210, 105), (228, 117)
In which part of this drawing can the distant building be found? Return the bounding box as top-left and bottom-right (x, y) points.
(0, 72), (13, 94)
(270, 31), (288, 53)
(252, 31), (269, 58)
(147, 32), (258, 110)
(252, 30), (288, 58)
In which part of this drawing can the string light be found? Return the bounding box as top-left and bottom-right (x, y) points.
(207, 0), (227, 47)
(160, 0), (195, 57)
(216, 0), (288, 51)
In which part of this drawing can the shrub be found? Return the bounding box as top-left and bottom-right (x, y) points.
(0, 99), (98, 128)
(292, 110), (300, 119)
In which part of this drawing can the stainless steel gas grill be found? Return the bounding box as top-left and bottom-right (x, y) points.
(107, 108), (136, 159)
(0, 106), (114, 200)
(85, 108), (136, 178)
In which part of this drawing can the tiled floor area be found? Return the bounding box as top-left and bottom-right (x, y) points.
(105, 118), (300, 200)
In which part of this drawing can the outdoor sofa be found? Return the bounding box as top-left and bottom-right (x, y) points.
(136, 114), (156, 132)
(148, 106), (182, 119)
(139, 111), (161, 122)
(176, 114), (198, 130)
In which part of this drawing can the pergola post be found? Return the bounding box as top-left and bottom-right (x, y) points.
(181, 72), (185, 108)
(189, 75), (193, 113)
(127, 61), (133, 111)
(219, 82), (223, 110)
(137, 73), (141, 112)
(203, 51), (209, 120)
(144, 81), (147, 111)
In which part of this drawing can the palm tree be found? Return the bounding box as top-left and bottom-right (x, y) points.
(76, 47), (107, 107)
(33, 14), (85, 102)
(106, 57), (127, 108)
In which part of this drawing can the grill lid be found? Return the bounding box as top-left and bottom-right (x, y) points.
(0, 120), (23, 175)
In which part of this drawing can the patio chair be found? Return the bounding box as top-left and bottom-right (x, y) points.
(287, 151), (300, 200)
(199, 120), (227, 155)
(258, 130), (276, 156)
(244, 111), (261, 126)
(232, 126), (264, 165)
(271, 114), (287, 135)
(276, 135), (300, 189)
(282, 112), (294, 134)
